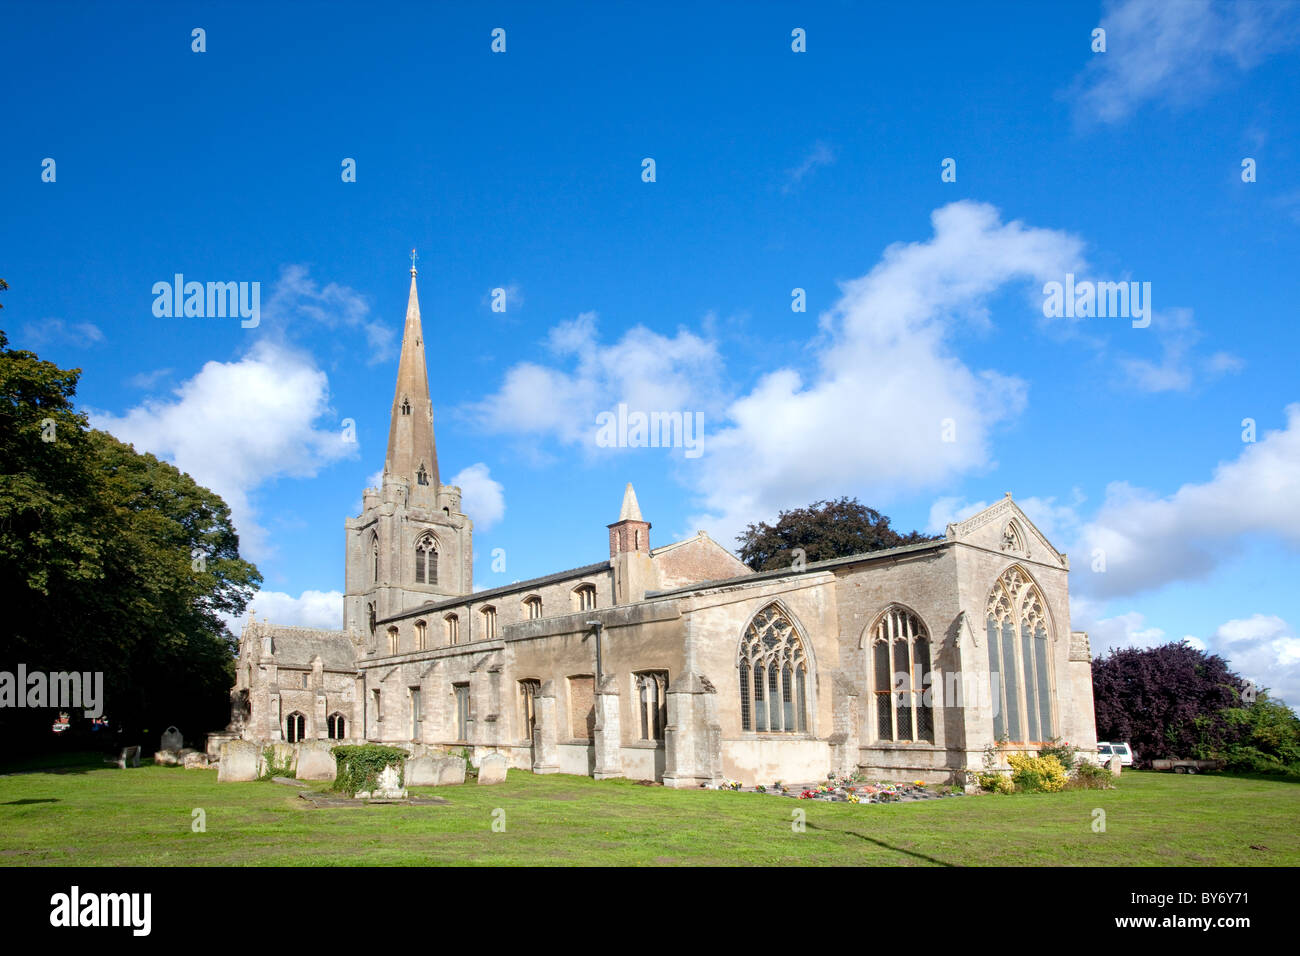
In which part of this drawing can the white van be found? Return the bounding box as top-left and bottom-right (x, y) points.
(1096, 741), (1134, 767)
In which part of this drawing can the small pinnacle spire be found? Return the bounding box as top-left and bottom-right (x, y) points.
(618, 482), (643, 522)
(410, 248), (418, 276)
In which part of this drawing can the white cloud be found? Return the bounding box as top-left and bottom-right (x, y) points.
(1117, 308), (1243, 393)
(468, 310), (723, 451)
(783, 141), (836, 192)
(237, 589), (344, 631)
(20, 318), (104, 348)
(449, 463), (505, 531)
(1069, 0), (1300, 124)
(127, 367), (173, 389)
(1207, 614), (1300, 705)
(1074, 404), (1300, 599)
(688, 201), (1085, 543)
(92, 339), (357, 563)
(262, 264), (394, 365)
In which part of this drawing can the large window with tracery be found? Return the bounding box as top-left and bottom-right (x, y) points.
(738, 604), (809, 734)
(986, 566), (1055, 744)
(870, 607), (934, 743)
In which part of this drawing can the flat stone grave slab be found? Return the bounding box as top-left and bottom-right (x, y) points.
(298, 793), (449, 808)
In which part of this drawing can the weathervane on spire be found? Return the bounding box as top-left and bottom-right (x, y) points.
(410, 248), (418, 276)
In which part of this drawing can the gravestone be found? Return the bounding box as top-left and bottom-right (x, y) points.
(153, 750), (180, 766)
(1108, 756), (1122, 777)
(477, 752), (508, 785)
(183, 751), (209, 770)
(217, 740), (260, 782)
(436, 756), (467, 785)
(160, 726), (183, 751)
(405, 754), (437, 786)
(296, 740), (336, 781)
(357, 763), (407, 800)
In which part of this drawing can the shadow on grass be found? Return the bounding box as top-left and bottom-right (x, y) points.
(1, 798), (59, 805)
(806, 821), (956, 866)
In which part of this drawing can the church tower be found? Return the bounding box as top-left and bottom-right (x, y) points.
(343, 258), (473, 645)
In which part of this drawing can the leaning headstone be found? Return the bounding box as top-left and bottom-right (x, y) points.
(405, 754), (437, 786)
(477, 752), (508, 785)
(435, 756), (467, 785)
(160, 726), (183, 751)
(217, 740), (260, 782)
(296, 740), (336, 781)
(1108, 755), (1122, 778)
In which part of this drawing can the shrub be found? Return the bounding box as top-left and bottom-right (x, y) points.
(330, 744), (410, 796)
(977, 772), (1014, 794)
(1067, 760), (1114, 790)
(1037, 738), (1078, 771)
(1006, 752), (1067, 793)
(259, 747), (295, 780)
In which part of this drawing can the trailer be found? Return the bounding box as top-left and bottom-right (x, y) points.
(1150, 758), (1225, 774)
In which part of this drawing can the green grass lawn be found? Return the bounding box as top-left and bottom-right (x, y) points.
(1, 757), (1296, 866)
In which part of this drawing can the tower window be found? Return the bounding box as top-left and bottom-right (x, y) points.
(415, 535), (438, 585)
(401, 398), (411, 416)
(417, 463), (429, 486)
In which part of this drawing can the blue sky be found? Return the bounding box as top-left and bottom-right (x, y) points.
(3, 1), (1299, 702)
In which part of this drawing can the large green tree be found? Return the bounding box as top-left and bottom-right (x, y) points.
(1, 313), (260, 751)
(736, 496), (938, 572)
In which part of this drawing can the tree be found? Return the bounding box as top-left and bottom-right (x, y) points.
(0, 322), (260, 751)
(1092, 642), (1246, 766)
(736, 496), (937, 572)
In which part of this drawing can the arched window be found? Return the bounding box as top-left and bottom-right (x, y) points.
(415, 534), (438, 585)
(445, 613), (459, 645)
(367, 602), (376, 637)
(481, 605), (497, 640)
(738, 604), (808, 734)
(401, 397), (411, 416)
(573, 584), (597, 612)
(415, 620), (427, 651)
(870, 607), (934, 743)
(986, 566), (1055, 743)
(1001, 520), (1024, 552)
(417, 463), (429, 486)
(524, 595), (542, 620)
(387, 626), (399, 655)
(370, 533), (379, 583)
(285, 711), (306, 744)
(327, 712), (346, 740)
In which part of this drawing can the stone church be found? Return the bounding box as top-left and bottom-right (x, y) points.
(211, 266), (1099, 786)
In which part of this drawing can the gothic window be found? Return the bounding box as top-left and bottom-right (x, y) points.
(635, 671), (668, 741)
(387, 626), (399, 655)
(401, 398), (411, 416)
(370, 533), (379, 583)
(285, 711), (306, 744)
(417, 463), (429, 486)
(519, 679), (540, 742)
(415, 619), (427, 651)
(524, 595), (542, 620)
(327, 712), (346, 740)
(870, 607), (934, 743)
(445, 613), (459, 645)
(409, 687), (422, 740)
(737, 603), (809, 734)
(415, 535), (438, 585)
(367, 602), (376, 637)
(573, 583), (597, 612)
(481, 605), (497, 640)
(986, 566), (1055, 744)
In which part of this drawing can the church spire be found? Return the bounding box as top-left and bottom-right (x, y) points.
(384, 257), (439, 490)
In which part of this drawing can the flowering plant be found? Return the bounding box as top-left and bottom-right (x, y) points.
(798, 789), (815, 799)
